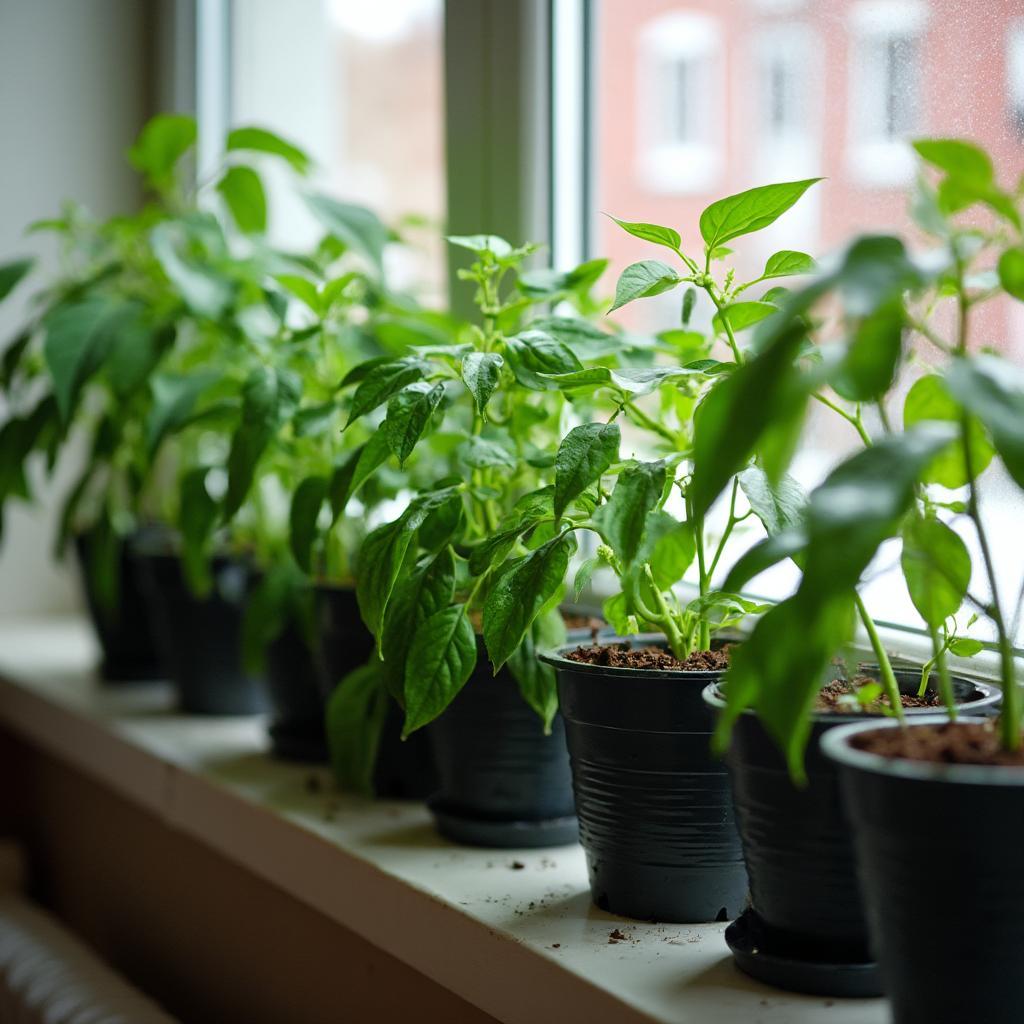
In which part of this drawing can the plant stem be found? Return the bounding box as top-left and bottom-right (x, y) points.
(930, 626), (957, 719)
(707, 478), (740, 581)
(812, 392), (873, 447)
(705, 287), (743, 364)
(692, 504), (711, 651)
(642, 565), (688, 659)
(854, 592), (904, 722)
(623, 400), (678, 445)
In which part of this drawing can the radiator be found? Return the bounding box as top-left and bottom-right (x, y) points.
(0, 845), (178, 1023)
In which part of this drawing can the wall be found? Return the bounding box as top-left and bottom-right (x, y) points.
(0, 0), (151, 615)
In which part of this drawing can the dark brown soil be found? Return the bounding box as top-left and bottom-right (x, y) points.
(565, 642), (729, 672)
(814, 677), (942, 714)
(852, 721), (1024, 766)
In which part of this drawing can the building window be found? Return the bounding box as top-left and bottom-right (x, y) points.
(1009, 21), (1024, 138)
(636, 12), (723, 194)
(756, 25), (814, 145)
(847, 1), (928, 187)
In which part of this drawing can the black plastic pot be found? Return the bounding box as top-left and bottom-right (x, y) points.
(74, 531), (162, 682)
(316, 585), (436, 799)
(823, 716), (1024, 1024)
(427, 638), (577, 848)
(540, 637), (747, 922)
(134, 550), (268, 715)
(705, 669), (1001, 997)
(264, 621), (327, 762)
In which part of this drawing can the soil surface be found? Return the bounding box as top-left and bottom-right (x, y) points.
(565, 642), (729, 672)
(852, 721), (1024, 766)
(814, 677), (942, 714)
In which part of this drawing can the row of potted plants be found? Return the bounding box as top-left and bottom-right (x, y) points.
(3, 114), (1022, 1019)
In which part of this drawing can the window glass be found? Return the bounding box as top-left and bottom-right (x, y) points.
(592, 0), (1024, 635)
(230, 0), (445, 300)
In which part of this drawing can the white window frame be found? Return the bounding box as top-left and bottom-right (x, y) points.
(635, 11), (724, 196)
(846, 0), (929, 188)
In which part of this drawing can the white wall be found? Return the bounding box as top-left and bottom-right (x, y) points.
(0, 0), (150, 616)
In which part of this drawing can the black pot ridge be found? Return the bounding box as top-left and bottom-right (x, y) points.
(823, 716), (1024, 1024)
(705, 670), (1000, 997)
(541, 636), (747, 923)
(264, 621), (328, 762)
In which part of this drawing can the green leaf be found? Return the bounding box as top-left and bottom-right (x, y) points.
(180, 468), (218, 595)
(903, 373), (993, 488)
(0, 258), (33, 302)
(901, 515), (970, 629)
(145, 371), (219, 458)
(326, 662), (388, 796)
(483, 533), (577, 672)
(446, 234), (512, 258)
(290, 475), (328, 572)
(738, 467), (806, 535)
(831, 299), (904, 401)
(43, 298), (127, 419)
(275, 274), (321, 313)
(712, 301), (777, 334)
(998, 247), (1024, 301)
(946, 354), (1024, 490)
(227, 126), (311, 174)
(950, 638), (984, 658)
(504, 330), (582, 390)
(459, 435), (516, 470)
(379, 548), (455, 699)
(639, 511), (696, 589)
(554, 422), (620, 521)
(329, 432), (391, 520)
(356, 513), (420, 639)
(383, 382), (444, 466)
(346, 358), (427, 425)
(763, 250), (816, 280)
(305, 194), (388, 275)
(224, 366), (296, 519)
(608, 217), (682, 253)
(108, 315), (172, 400)
(609, 260), (682, 312)
(681, 287), (697, 325)
(913, 139), (994, 187)
(293, 401), (337, 438)
(699, 179), (822, 249)
(128, 114), (197, 192)
(461, 352), (503, 414)
(573, 556), (601, 601)
(402, 604), (477, 736)
(507, 607), (566, 732)
(542, 365), (699, 397)
(0, 329), (33, 391)
(150, 222), (234, 319)
(593, 461), (667, 564)
(217, 165), (267, 234)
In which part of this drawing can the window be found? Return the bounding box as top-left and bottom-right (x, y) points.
(229, 0), (445, 300)
(847, 1), (927, 187)
(635, 12), (723, 195)
(1009, 20), (1024, 137)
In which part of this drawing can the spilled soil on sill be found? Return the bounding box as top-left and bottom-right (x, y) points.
(815, 677), (943, 714)
(852, 721), (1024, 766)
(565, 642), (730, 672)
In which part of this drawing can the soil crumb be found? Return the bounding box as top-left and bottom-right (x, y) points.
(510, 861), (525, 870)
(815, 677), (942, 714)
(566, 642), (729, 672)
(853, 721), (1024, 766)
(608, 928), (628, 944)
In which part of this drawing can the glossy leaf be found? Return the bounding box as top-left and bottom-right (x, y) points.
(609, 260), (683, 312)
(346, 358), (428, 425)
(461, 351), (503, 414)
(145, 371), (219, 458)
(763, 250), (815, 280)
(507, 607), (565, 732)
(738, 466), (805, 536)
(326, 663), (388, 795)
(384, 382), (444, 466)
(150, 223), (234, 319)
(945, 354), (1024, 488)
(699, 179), (822, 249)
(128, 114), (196, 191)
(227, 126), (311, 174)
(305, 194), (388, 275)
(180, 467), (218, 595)
(712, 301), (776, 335)
(901, 515), (970, 628)
(998, 247), (1024, 301)
(593, 461), (667, 564)
(831, 299), (904, 401)
(608, 217), (682, 253)
(554, 422), (620, 520)
(402, 604), (477, 736)
(289, 475), (328, 572)
(217, 165), (267, 234)
(722, 526), (808, 593)
(504, 330), (582, 390)
(903, 373), (993, 488)
(483, 533), (577, 671)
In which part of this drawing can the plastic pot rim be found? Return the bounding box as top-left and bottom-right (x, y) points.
(821, 714), (1024, 787)
(538, 632), (732, 680)
(702, 672), (1002, 724)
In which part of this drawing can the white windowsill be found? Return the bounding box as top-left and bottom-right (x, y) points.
(0, 617), (887, 1024)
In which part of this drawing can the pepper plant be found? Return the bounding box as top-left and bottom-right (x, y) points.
(335, 233), (626, 762)
(705, 139), (1024, 775)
